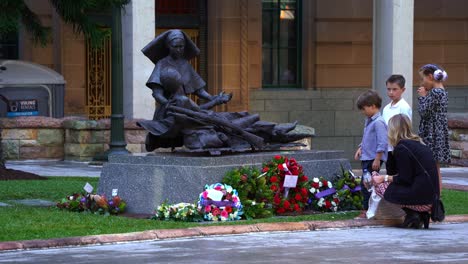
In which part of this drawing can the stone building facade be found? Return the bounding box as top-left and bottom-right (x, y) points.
(2, 0), (468, 165)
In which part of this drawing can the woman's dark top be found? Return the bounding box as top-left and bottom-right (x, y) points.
(384, 139), (439, 205)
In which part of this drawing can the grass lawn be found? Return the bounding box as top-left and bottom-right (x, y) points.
(0, 177), (466, 242)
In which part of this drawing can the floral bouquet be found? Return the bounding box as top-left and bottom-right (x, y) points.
(223, 166), (274, 219)
(56, 193), (88, 212)
(263, 155), (310, 214)
(154, 202), (202, 222)
(197, 183), (243, 221)
(333, 167), (363, 211)
(56, 193), (126, 215)
(308, 177), (340, 212)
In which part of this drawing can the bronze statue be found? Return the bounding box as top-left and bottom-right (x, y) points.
(137, 29), (311, 155)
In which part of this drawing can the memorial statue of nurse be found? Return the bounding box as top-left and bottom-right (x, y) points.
(137, 29), (231, 151)
(137, 29), (312, 154)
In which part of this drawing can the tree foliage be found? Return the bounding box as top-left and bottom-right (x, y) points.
(0, 0), (130, 47)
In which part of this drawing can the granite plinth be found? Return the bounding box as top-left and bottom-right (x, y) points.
(98, 150), (351, 214)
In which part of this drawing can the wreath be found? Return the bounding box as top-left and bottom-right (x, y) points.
(223, 166), (274, 219)
(197, 183), (243, 221)
(262, 155), (310, 214)
(309, 177), (340, 212)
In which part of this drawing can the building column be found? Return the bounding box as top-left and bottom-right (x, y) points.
(372, 0), (414, 108)
(122, 0), (155, 119)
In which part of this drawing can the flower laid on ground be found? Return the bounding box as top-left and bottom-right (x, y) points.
(223, 166), (274, 219)
(153, 201), (202, 222)
(56, 193), (126, 215)
(197, 183), (243, 221)
(309, 177), (340, 212)
(332, 166), (363, 211)
(262, 155), (310, 214)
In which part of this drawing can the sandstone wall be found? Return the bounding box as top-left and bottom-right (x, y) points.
(448, 113), (468, 167)
(0, 117), (147, 161)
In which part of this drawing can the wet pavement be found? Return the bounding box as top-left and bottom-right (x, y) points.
(5, 160), (101, 177)
(1, 223), (467, 263)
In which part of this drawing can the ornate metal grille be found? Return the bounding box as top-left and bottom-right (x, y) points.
(85, 35), (111, 120)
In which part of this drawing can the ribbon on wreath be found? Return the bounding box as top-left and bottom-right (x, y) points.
(342, 184), (361, 193)
(314, 188), (337, 199)
(314, 185), (361, 199)
(201, 199), (236, 208)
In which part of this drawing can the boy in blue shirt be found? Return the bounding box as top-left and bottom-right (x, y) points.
(354, 90), (388, 218)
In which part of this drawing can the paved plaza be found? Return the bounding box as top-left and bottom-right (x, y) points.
(1, 223), (468, 263)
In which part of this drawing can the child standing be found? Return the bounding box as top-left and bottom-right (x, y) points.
(382, 74), (412, 175)
(417, 64), (451, 194)
(354, 90), (388, 217)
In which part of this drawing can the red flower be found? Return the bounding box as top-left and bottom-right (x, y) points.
(225, 193), (233, 200)
(290, 166), (299, 175)
(262, 167), (269, 172)
(270, 185), (278, 192)
(294, 203), (300, 212)
(277, 164), (284, 171)
(312, 182), (320, 189)
(274, 155), (282, 160)
(225, 206), (232, 213)
(212, 207), (221, 216)
(283, 200), (290, 209)
(301, 188), (308, 196)
(277, 207), (285, 214)
(270, 176), (278, 183)
(241, 174), (248, 182)
(295, 194), (302, 201)
(301, 175), (308, 182)
(334, 198), (340, 204)
(322, 180), (328, 186)
(112, 196), (121, 205)
(274, 195), (281, 205)
(325, 200), (332, 209)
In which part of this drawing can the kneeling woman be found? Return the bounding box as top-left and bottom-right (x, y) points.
(372, 114), (438, 229)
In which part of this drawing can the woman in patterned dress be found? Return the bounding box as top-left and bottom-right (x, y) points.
(417, 64), (451, 194)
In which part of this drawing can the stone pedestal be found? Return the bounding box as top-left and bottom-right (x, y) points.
(98, 150), (351, 214)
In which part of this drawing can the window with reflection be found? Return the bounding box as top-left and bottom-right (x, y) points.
(262, 0), (301, 87)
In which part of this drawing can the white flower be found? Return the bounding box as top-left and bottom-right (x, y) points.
(317, 198), (325, 207)
(313, 178), (319, 183)
(328, 181), (333, 188)
(69, 196), (74, 200)
(319, 182), (323, 187)
(309, 187), (316, 193)
(252, 201), (256, 206)
(226, 185), (233, 193)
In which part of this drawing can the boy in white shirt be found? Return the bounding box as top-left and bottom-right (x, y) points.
(382, 74), (412, 175)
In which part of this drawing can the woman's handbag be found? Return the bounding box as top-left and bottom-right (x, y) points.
(431, 195), (445, 222)
(400, 144), (445, 222)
